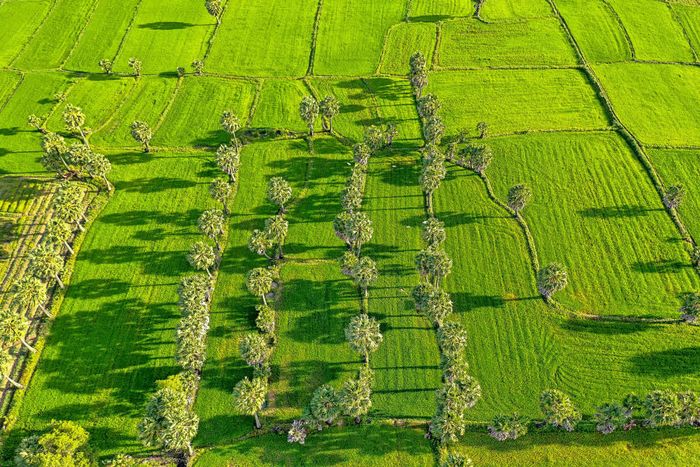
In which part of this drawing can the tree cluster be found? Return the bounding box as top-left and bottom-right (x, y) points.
(299, 95), (340, 137)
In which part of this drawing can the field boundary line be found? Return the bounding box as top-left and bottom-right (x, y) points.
(59, 0), (102, 70)
(245, 79), (264, 127)
(375, 22), (401, 75)
(0, 71), (24, 115)
(600, 0), (636, 61)
(664, 0), (699, 62)
(91, 78), (140, 135)
(431, 22), (443, 70)
(306, 0), (324, 76)
(202, 0), (231, 62)
(151, 75), (184, 135)
(7, 0), (59, 68)
(42, 78), (81, 127)
(111, 0), (145, 67)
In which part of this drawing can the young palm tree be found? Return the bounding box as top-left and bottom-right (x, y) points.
(0, 311), (35, 353)
(205, 0), (223, 24)
(537, 263), (568, 300)
(507, 184), (532, 215)
(10, 277), (49, 317)
(232, 377), (267, 429)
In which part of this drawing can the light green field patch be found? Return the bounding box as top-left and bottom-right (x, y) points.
(195, 425), (434, 467)
(673, 4), (700, 54)
(13, 0), (98, 69)
(310, 78), (378, 141)
(63, 0), (141, 73)
(206, 0), (317, 77)
(595, 63), (700, 146)
(607, 0), (694, 62)
(480, 0), (553, 20)
(428, 69), (609, 136)
(0, 72), (71, 174)
(557, 0), (631, 62)
(314, 0), (405, 75)
(364, 77), (424, 144)
(114, 0), (214, 74)
(0, 0), (51, 67)
(250, 80), (309, 132)
(439, 18), (577, 68)
(409, 0), (473, 19)
(488, 132), (699, 318)
(91, 76), (178, 147)
(46, 77), (134, 135)
(0, 71), (23, 111)
(154, 76), (256, 147)
(380, 23), (436, 75)
(649, 148), (700, 240)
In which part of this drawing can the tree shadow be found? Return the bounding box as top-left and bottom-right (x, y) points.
(138, 21), (198, 30)
(632, 259), (689, 274)
(629, 346), (700, 378)
(451, 292), (507, 312)
(578, 205), (659, 219)
(559, 318), (652, 335)
(408, 15), (454, 22)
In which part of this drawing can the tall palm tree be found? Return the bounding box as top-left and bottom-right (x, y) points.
(0, 311), (35, 352)
(232, 377), (267, 429)
(10, 277), (50, 317)
(0, 347), (22, 388)
(28, 245), (65, 288)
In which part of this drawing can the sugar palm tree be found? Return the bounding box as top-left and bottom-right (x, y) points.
(264, 214), (288, 260)
(10, 277), (50, 317)
(0, 347), (22, 388)
(0, 311), (35, 353)
(246, 268), (273, 305)
(187, 241), (217, 277)
(198, 209), (225, 252)
(345, 314), (383, 364)
(232, 376), (267, 429)
(216, 144), (240, 183)
(44, 218), (74, 254)
(299, 96), (319, 136)
(62, 104), (88, 146)
(27, 245), (65, 288)
(220, 110), (240, 144)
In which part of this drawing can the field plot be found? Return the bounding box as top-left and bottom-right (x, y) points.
(250, 80), (310, 132)
(63, 0), (142, 73)
(673, 4), (700, 54)
(438, 18), (577, 68)
(650, 149), (700, 240)
(310, 78), (378, 142)
(607, 0), (695, 62)
(314, 0), (405, 75)
(556, 0), (631, 62)
(195, 424), (434, 467)
(487, 132), (698, 318)
(4, 150), (216, 458)
(13, 0), (98, 70)
(154, 76), (256, 147)
(595, 63), (700, 146)
(91, 76), (178, 147)
(0, 72), (71, 174)
(480, 0), (553, 20)
(428, 69), (609, 136)
(113, 0), (213, 75)
(409, 0), (473, 19)
(0, 0), (52, 67)
(206, 0), (317, 77)
(380, 23), (437, 75)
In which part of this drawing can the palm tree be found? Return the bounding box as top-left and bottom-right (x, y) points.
(10, 277), (49, 317)
(246, 268), (273, 305)
(220, 110), (240, 144)
(187, 241), (217, 276)
(238, 333), (272, 369)
(299, 96), (319, 136)
(62, 104), (88, 146)
(198, 209), (225, 252)
(216, 144), (240, 183)
(344, 314), (382, 363)
(422, 217), (446, 249)
(85, 152), (112, 191)
(209, 178), (232, 214)
(248, 229), (273, 259)
(663, 185), (685, 210)
(351, 256), (378, 311)
(27, 245), (65, 288)
(130, 121), (153, 153)
(537, 263), (568, 300)
(45, 218), (74, 254)
(266, 177), (292, 212)
(0, 347), (22, 388)
(415, 248), (452, 288)
(333, 211), (373, 255)
(507, 184), (532, 215)
(339, 368), (374, 423)
(420, 161), (446, 215)
(264, 214), (288, 260)
(205, 0), (223, 24)
(0, 311), (35, 352)
(232, 377), (267, 429)
(139, 385), (199, 458)
(319, 95), (340, 132)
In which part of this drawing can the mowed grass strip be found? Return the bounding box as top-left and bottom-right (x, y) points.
(314, 0), (405, 76)
(607, 0), (695, 62)
(427, 69), (609, 136)
(0, 0), (52, 67)
(153, 76), (256, 148)
(480, 0), (553, 20)
(63, 0), (142, 73)
(554, 0), (632, 62)
(594, 63), (700, 146)
(13, 0), (98, 69)
(194, 424), (434, 466)
(649, 149), (700, 240)
(4, 150), (216, 459)
(114, 0), (214, 75)
(206, 0), (317, 77)
(380, 23), (437, 75)
(0, 72), (72, 174)
(438, 18), (578, 68)
(487, 132), (699, 318)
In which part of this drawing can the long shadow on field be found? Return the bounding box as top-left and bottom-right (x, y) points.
(138, 21), (200, 30)
(632, 259), (690, 274)
(452, 292), (508, 312)
(117, 176), (197, 193)
(578, 204), (659, 219)
(272, 359), (356, 410)
(629, 346), (700, 377)
(560, 318), (652, 335)
(98, 209), (199, 227)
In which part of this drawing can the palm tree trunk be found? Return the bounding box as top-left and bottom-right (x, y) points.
(5, 375), (23, 389)
(39, 303), (52, 318)
(261, 294), (267, 306)
(205, 268), (212, 278)
(144, 141), (150, 153)
(254, 412), (262, 429)
(102, 175), (112, 192)
(329, 119), (333, 133)
(78, 128), (89, 147)
(55, 274), (64, 288)
(76, 221), (85, 232)
(64, 241), (74, 255)
(21, 338), (36, 353)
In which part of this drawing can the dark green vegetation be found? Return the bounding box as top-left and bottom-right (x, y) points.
(1, 0), (700, 465)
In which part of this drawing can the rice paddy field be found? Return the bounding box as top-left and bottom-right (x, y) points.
(0, 0), (699, 465)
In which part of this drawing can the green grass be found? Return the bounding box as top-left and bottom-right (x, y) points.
(427, 69), (609, 136)
(380, 23), (437, 75)
(250, 79), (310, 132)
(153, 76), (256, 147)
(310, 78), (379, 141)
(480, 0), (553, 20)
(194, 424), (434, 466)
(556, 0), (631, 62)
(487, 131), (698, 318)
(3, 149), (216, 459)
(314, 0), (405, 75)
(0, 0), (51, 67)
(649, 148), (700, 240)
(206, 0), (317, 77)
(113, 0), (214, 75)
(63, 0), (141, 73)
(671, 4), (700, 58)
(13, 0), (97, 69)
(438, 18), (578, 68)
(607, 0), (695, 62)
(594, 63), (700, 146)
(409, 0), (473, 19)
